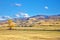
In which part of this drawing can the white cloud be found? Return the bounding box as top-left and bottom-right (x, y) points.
(0, 18), (6, 20)
(0, 16), (12, 20)
(44, 6), (48, 9)
(23, 14), (30, 18)
(16, 14), (20, 17)
(15, 12), (30, 18)
(0, 16), (6, 20)
(19, 12), (30, 18)
(15, 3), (22, 7)
(20, 12), (24, 15)
(4, 16), (12, 19)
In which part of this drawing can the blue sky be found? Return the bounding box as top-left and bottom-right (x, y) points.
(0, 0), (60, 19)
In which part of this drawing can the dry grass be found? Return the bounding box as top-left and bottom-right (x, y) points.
(0, 26), (60, 40)
(0, 29), (60, 40)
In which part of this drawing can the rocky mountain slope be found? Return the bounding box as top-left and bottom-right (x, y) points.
(0, 14), (60, 27)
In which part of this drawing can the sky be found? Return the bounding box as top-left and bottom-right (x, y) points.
(0, 0), (60, 20)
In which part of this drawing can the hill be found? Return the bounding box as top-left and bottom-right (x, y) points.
(0, 14), (60, 27)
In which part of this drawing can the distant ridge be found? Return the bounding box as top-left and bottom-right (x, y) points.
(0, 14), (60, 22)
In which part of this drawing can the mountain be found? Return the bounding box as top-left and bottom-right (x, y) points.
(0, 14), (60, 21)
(0, 14), (60, 22)
(0, 14), (60, 27)
(49, 15), (60, 19)
(30, 15), (48, 18)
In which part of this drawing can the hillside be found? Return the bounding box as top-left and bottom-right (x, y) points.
(0, 14), (60, 27)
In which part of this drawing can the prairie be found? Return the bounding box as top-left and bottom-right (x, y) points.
(0, 26), (60, 40)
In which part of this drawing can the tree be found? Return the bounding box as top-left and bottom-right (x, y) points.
(8, 19), (16, 30)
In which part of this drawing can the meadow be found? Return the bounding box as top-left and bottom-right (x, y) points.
(0, 26), (60, 40)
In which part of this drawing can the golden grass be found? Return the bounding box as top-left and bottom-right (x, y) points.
(0, 26), (60, 40)
(0, 28), (60, 40)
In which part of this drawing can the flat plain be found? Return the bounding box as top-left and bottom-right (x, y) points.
(0, 27), (60, 40)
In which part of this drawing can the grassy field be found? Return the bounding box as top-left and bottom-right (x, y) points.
(0, 27), (60, 40)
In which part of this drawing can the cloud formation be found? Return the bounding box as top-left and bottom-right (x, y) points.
(44, 6), (48, 10)
(15, 3), (22, 7)
(23, 14), (30, 17)
(20, 12), (30, 18)
(15, 12), (30, 18)
(16, 14), (20, 17)
(0, 17), (6, 20)
(4, 16), (12, 19)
